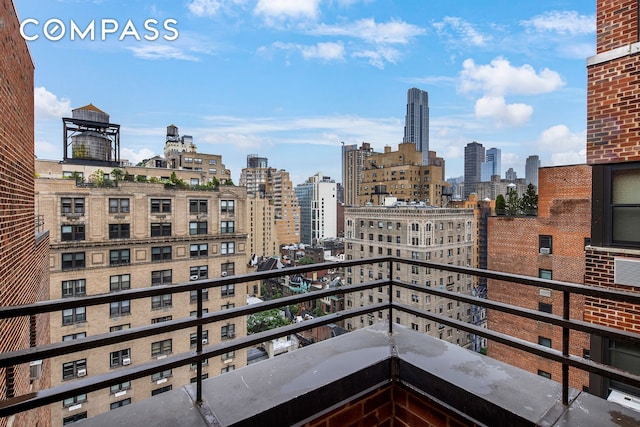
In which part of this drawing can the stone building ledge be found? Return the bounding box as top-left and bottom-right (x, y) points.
(76, 323), (640, 426)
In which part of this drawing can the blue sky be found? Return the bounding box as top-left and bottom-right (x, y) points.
(16, 0), (595, 185)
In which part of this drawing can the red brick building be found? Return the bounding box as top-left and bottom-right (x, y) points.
(0, 1), (51, 426)
(585, 0), (640, 401)
(487, 165), (592, 389)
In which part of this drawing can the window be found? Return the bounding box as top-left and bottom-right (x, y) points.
(62, 279), (86, 298)
(110, 249), (130, 265)
(63, 412), (87, 425)
(221, 365), (235, 374)
(611, 167), (640, 245)
(190, 331), (209, 347)
(221, 200), (235, 214)
(151, 294), (172, 309)
(109, 198), (129, 213)
(539, 269), (552, 280)
(151, 339), (172, 356)
(209, 159), (217, 165)
(110, 398), (131, 410)
(109, 223), (130, 239)
(539, 235), (552, 254)
(152, 315), (172, 324)
(61, 197), (85, 214)
(190, 289), (209, 303)
(110, 349), (131, 367)
(62, 252), (85, 270)
(151, 223), (172, 237)
(152, 269), (172, 285)
(151, 369), (172, 381)
(62, 393), (87, 408)
(110, 301), (130, 317)
(221, 242), (235, 254)
(221, 283), (235, 297)
(221, 262), (235, 277)
(221, 324), (235, 339)
(62, 359), (86, 380)
(190, 199), (208, 214)
(110, 324), (130, 332)
(151, 199), (171, 213)
(190, 265), (208, 279)
(538, 336), (552, 348)
(538, 370), (552, 379)
(220, 221), (234, 233)
(190, 243), (208, 257)
(62, 307), (86, 325)
(152, 385), (172, 396)
(220, 303), (234, 310)
(538, 302), (553, 313)
(110, 381), (131, 394)
(61, 224), (85, 241)
(151, 246), (172, 261)
(110, 274), (130, 292)
(63, 332), (86, 341)
(190, 309), (210, 317)
(190, 221), (208, 235)
(609, 340), (640, 395)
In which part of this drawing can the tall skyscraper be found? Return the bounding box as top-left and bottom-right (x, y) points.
(464, 141), (485, 199)
(403, 87), (429, 165)
(481, 148), (502, 181)
(525, 155), (540, 188)
(342, 142), (376, 206)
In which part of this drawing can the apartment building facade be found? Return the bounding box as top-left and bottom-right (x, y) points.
(240, 157), (300, 245)
(0, 1), (51, 426)
(358, 143), (449, 207)
(35, 173), (248, 425)
(343, 206), (475, 347)
(585, 0), (640, 403)
(487, 165), (592, 389)
(295, 173), (337, 245)
(342, 142), (376, 206)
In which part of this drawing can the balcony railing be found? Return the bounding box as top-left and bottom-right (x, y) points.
(1, 257), (639, 419)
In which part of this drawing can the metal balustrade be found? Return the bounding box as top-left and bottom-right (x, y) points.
(1, 256), (640, 418)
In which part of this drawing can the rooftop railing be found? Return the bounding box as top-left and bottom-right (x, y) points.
(1, 256), (639, 418)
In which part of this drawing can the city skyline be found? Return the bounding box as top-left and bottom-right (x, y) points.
(19, 1), (594, 185)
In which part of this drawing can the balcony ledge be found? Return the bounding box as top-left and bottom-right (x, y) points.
(78, 322), (640, 427)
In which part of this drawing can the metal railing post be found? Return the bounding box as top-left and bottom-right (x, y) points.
(389, 258), (393, 334)
(562, 290), (570, 406)
(196, 288), (203, 404)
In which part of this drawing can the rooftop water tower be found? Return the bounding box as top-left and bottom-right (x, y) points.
(63, 104), (121, 165)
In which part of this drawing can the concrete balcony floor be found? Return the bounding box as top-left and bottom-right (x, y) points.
(76, 323), (640, 427)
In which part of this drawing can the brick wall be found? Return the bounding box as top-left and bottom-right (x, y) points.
(0, 1), (51, 426)
(486, 166), (591, 390)
(304, 384), (477, 427)
(588, 0), (640, 164)
(596, 0), (638, 54)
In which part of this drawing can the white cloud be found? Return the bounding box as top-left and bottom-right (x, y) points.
(187, 0), (222, 17)
(433, 17), (490, 47)
(352, 46), (401, 68)
(126, 45), (200, 61)
(254, 0), (321, 21)
(34, 87), (71, 120)
(521, 11), (596, 35)
(302, 42), (345, 60)
(310, 18), (426, 44)
(537, 124), (586, 165)
(474, 95), (532, 127)
(270, 41), (345, 61)
(459, 57), (564, 96)
(120, 148), (158, 165)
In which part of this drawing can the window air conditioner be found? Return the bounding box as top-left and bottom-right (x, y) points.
(190, 275), (199, 281)
(539, 247), (550, 255)
(77, 369), (87, 377)
(221, 271), (227, 277)
(122, 357), (131, 366)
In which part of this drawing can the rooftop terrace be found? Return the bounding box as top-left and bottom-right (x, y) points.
(1, 257), (640, 426)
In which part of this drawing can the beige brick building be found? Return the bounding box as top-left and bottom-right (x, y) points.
(35, 169), (248, 425)
(358, 143), (450, 207)
(343, 206), (475, 347)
